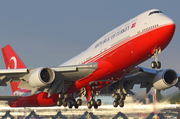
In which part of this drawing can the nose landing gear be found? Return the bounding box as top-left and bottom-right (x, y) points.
(151, 61), (161, 69)
(151, 49), (161, 69)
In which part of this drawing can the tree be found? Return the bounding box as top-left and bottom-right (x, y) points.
(156, 90), (162, 101)
(169, 93), (180, 104)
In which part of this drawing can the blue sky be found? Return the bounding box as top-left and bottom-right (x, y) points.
(0, 1), (180, 95)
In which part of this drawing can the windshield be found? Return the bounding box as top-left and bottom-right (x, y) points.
(149, 11), (162, 16)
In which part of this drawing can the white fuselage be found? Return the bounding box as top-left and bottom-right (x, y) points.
(60, 9), (174, 66)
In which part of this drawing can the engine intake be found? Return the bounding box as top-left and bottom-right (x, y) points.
(29, 67), (55, 88)
(153, 69), (178, 90)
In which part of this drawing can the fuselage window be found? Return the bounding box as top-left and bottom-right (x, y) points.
(141, 24), (159, 32)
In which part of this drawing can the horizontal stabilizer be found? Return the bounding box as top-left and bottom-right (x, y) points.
(0, 95), (19, 101)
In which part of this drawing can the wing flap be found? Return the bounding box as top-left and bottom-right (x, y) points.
(53, 62), (98, 80)
(0, 69), (28, 74)
(52, 66), (77, 72)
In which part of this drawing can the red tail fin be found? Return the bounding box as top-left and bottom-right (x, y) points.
(1, 44), (26, 93)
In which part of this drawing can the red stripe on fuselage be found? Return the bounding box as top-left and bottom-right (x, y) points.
(74, 24), (175, 89)
(83, 24), (175, 64)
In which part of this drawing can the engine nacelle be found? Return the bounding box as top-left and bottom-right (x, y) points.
(153, 69), (178, 90)
(29, 67), (55, 88)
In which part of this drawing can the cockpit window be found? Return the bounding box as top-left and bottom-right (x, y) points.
(149, 11), (162, 16)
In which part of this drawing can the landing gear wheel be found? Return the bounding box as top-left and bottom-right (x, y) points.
(57, 100), (62, 106)
(157, 61), (161, 69)
(97, 99), (102, 106)
(63, 100), (68, 107)
(151, 61), (157, 69)
(72, 99), (76, 106)
(115, 94), (120, 100)
(58, 93), (64, 99)
(94, 102), (98, 109)
(113, 100), (118, 107)
(121, 94), (126, 101)
(119, 101), (124, 107)
(77, 99), (82, 106)
(87, 102), (92, 109)
(68, 101), (73, 108)
(64, 93), (70, 100)
(90, 99), (95, 106)
(74, 103), (79, 109)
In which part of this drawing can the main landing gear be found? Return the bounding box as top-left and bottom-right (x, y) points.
(56, 89), (102, 109)
(68, 98), (82, 109)
(112, 81), (129, 108)
(151, 49), (161, 69)
(112, 93), (126, 108)
(56, 93), (82, 109)
(87, 92), (102, 109)
(87, 97), (102, 109)
(57, 93), (70, 107)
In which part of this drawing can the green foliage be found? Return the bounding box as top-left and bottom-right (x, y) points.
(169, 93), (180, 104)
(156, 90), (162, 101)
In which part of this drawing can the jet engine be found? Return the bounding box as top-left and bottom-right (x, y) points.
(153, 69), (178, 90)
(28, 67), (55, 88)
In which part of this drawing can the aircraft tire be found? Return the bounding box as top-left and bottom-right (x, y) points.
(119, 101), (124, 107)
(90, 99), (95, 106)
(72, 99), (76, 106)
(63, 100), (68, 107)
(157, 61), (161, 69)
(94, 102), (98, 109)
(68, 102), (73, 108)
(121, 94), (126, 100)
(57, 100), (62, 106)
(64, 93), (70, 100)
(87, 102), (92, 109)
(74, 103), (79, 109)
(151, 61), (156, 69)
(115, 94), (120, 100)
(58, 93), (64, 99)
(96, 99), (101, 106)
(113, 100), (118, 107)
(77, 99), (82, 106)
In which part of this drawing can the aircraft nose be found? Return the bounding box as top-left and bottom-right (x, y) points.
(164, 22), (175, 35)
(160, 19), (176, 51)
(163, 16), (175, 32)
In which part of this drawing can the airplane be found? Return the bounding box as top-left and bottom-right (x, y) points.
(0, 9), (178, 109)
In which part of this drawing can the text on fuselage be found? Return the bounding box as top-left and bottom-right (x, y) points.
(94, 26), (130, 49)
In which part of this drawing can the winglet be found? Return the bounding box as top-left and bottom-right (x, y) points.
(1, 44), (26, 93)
